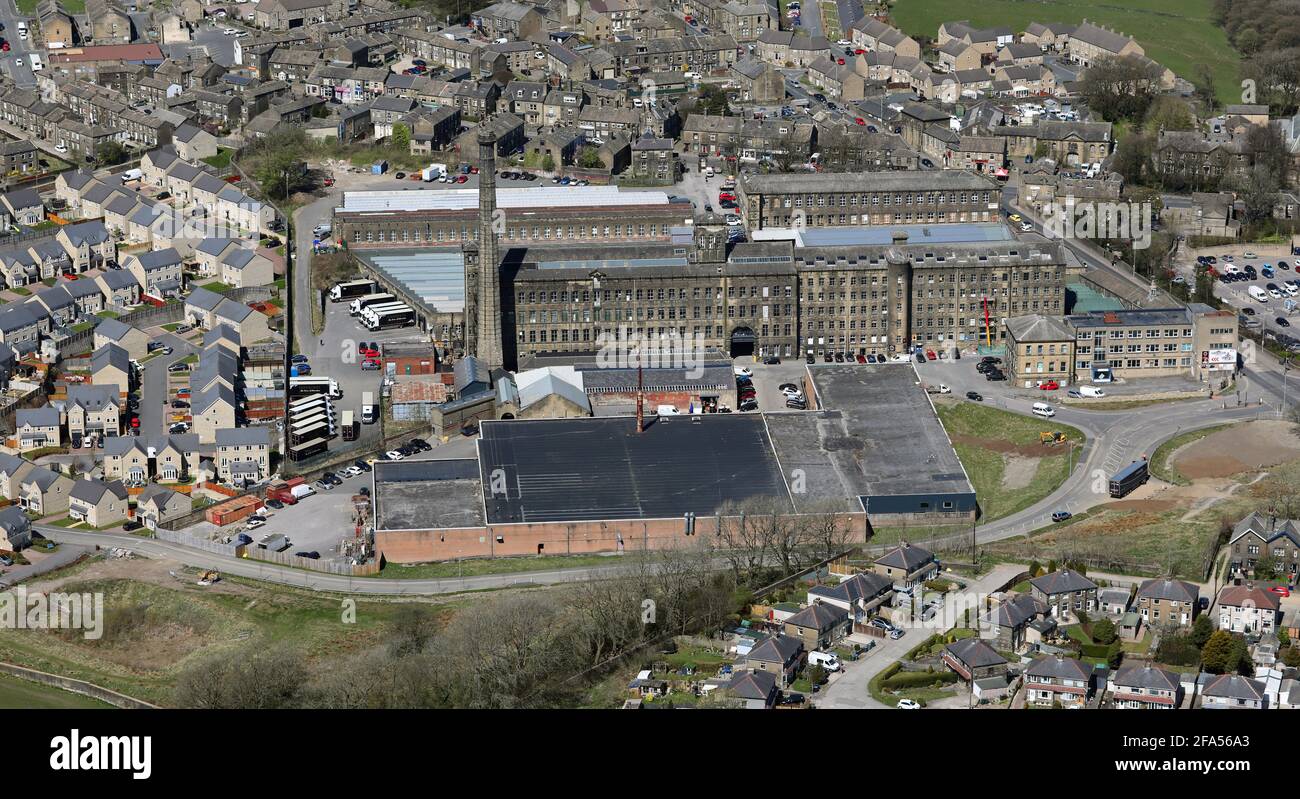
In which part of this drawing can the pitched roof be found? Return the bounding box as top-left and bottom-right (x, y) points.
(1030, 569), (1097, 595)
(746, 634), (803, 664)
(785, 602), (848, 630)
(726, 669), (777, 701)
(874, 542), (935, 571)
(1137, 578), (1198, 604)
(944, 637), (1006, 669)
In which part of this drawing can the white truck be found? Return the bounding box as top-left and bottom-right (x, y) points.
(421, 164), (447, 182)
(361, 391), (376, 424)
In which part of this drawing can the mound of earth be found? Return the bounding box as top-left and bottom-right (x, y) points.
(1172, 421), (1300, 479)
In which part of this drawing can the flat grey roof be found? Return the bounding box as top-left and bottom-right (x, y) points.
(356, 249), (466, 313)
(804, 364), (974, 500)
(773, 222), (1014, 247)
(336, 186), (670, 214)
(373, 459), (486, 531)
(476, 414), (792, 524)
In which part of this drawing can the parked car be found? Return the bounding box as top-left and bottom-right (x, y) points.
(354, 459), (373, 472)
(294, 551), (322, 559)
(385, 450), (405, 461)
(896, 699), (921, 710)
(1052, 511), (1073, 523)
(168, 422), (189, 433)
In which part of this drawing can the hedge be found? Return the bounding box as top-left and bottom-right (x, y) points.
(881, 670), (960, 690)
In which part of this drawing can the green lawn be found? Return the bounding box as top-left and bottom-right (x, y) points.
(0, 673), (110, 709)
(200, 281), (233, 294)
(95, 310), (120, 319)
(890, 0), (1242, 103)
(367, 554), (620, 579)
(202, 148), (233, 170)
(936, 402), (1085, 523)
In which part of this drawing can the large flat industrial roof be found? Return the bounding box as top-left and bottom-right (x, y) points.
(336, 186), (672, 214)
(476, 414), (793, 524)
(373, 459), (486, 531)
(356, 249), (466, 313)
(752, 222), (1015, 248)
(804, 364), (975, 505)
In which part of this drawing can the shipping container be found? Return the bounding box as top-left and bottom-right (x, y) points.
(204, 495), (260, 526)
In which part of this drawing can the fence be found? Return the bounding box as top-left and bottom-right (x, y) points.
(118, 302), (184, 330)
(0, 661), (159, 709)
(241, 545), (380, 576)
(154, 527), (238, 555)
(750, 548), (858, 600)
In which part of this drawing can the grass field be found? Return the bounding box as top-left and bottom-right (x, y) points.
(369, 554), (620, 579)
(0, 577), (459, 706)
(0, 673), (110, 709)
(936, 402), (1085, 523)
(889, 0), (1242, 103)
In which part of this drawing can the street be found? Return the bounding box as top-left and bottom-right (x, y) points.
(0, 0), (37, 89)
(138, 332), (200, 439)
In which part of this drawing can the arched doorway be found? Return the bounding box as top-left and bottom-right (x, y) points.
(730, 327), (756, 358)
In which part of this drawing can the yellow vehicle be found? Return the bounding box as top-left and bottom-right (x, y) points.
(1008, 213), (1022, 223)
(1039, 431), (1065, 445)
(197, 570), (220, 586)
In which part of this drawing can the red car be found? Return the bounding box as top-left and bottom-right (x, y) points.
(1039, 380), (1059, 391)
(1270, 585), (1291, 597)
(1, 42), (8, 52)
(925, 349), (937, 361)
(718, 192), (736, 201)
(836, 58), (845, 65)
(360, 348), (380, 359)
(456, 174), (468, 183)
(854, 48), (865, 54)
(855, 353), (866, 363)
(854, 117), (866, 126)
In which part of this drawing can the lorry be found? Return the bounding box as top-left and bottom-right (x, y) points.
(258, 534), (291, 552)
(341, 409), (357, 441)
(421, 163), (448, 182)
(329, 279), (375, 302)
(361, 391), (376, 424)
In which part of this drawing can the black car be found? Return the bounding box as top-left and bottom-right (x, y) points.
(294, 551), (321, 560)
(266, 499), (285, 509)
(171, 400), (189, 408)
(823, 353), (834, 363)
(762, 355), (781, 365)
(1051, 511), (1073, 523)
(122, 520), (143, 532)
(738, 398), (759, 411)
(461, 423), (479, 436)
(409, 438), (430, 450)
(778, 383), (799, 392)
(354, 459), (373, 472)
(1279, 317), (1292, 327)
(394, 172), (406, 179)
(965, 391), (983, 401)
(785, 398), (806, 409)
(805, 354), (815, 364)
(1241, 306), (1257, 316)
(915, 352), (926, 363)
(358, 487), (371, 497)
(985, 370), (1006, 381)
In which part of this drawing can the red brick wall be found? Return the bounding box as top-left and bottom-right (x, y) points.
(376, 511), (868, 563)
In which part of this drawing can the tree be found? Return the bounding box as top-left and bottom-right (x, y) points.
(577, 146), (604, 169)
(1092, 617), (1118, 645)
(1111, 132), (1154, 186)
(1143, 96), (1195, 133)
(96, 141), (129, 167)
(1253, 553), (1282, 580)
(1201, 629), (1238, 673)
(1284, 647), (1300, 668)
(541, 153), (555, 172)
(391, 123), (411, 152)
(1078, 55), (1166, 123)
(1191, 614), (1215, 648)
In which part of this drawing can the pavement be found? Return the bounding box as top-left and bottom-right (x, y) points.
(816, 563), (1025, 708)
(0, 542), (95, 589)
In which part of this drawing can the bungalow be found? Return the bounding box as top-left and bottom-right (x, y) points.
(1023, 654), (1093, 707)
(725, 669), (780, 709)
(783, 602), (850, 650)
(941, 637), (1008, 683)
(745, 634), (804, 688)
(983, 592), (1049, 652)
(67, 477), (130, 528)
(1201, 674), (1267, 709)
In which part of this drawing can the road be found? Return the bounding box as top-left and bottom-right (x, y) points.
(138, 332), (200, 438)
(0, 0), (36, 89)
(817, 563), (1025, 708)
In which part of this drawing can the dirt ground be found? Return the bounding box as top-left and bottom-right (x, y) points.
(24, 553), (262, 602)
(1001, 456), (1038, 490)
(1172, 420), (1300, 479)
(950, 433), (1051, 458)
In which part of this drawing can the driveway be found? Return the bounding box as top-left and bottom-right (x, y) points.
(816, 563), (1025, 708)
(138, 332), (200, 439)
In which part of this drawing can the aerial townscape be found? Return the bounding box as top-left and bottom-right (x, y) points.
(0, 0), (1299, 725)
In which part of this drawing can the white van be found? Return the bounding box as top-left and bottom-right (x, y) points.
(808, 651), (841, 672)
(1249, 285), (1270, 303)
(1079, 385), (1106, 398)
(1032, 402), (1056, 418)
(290, 484), (316, 500)
(655, 404), (681, 416)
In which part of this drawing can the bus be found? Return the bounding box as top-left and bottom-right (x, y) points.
(363, 304), (416, 331)
(288, 376), (342, 399)
(329, 279), (376, 302)
(289, 420), (335, 447)
(341, 409), (357, 441)
(349, 293), (395, 316)
(1108, 459), (1149, 498)
(288, 437), (329, 462)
